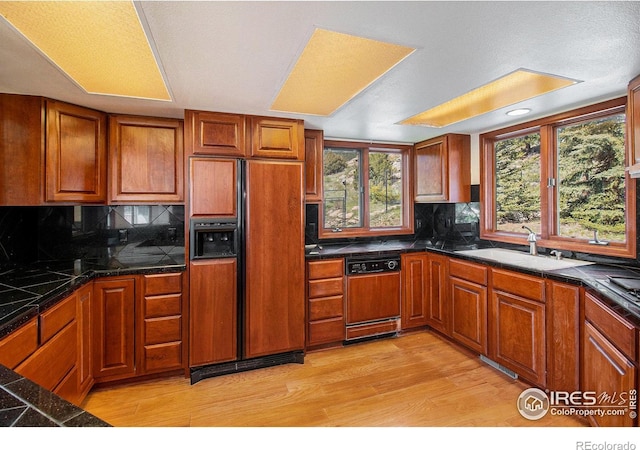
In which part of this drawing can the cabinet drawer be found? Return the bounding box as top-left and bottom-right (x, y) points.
(585, 292), (636, 360)
(309, 295), (343, 321)
(309, 278), (344, 298)
(144, 342), (183, 372)
(491, 268), (545, 302)
(308, 259), (344, 280)
(145, 316), (182, 345)
(15, 321), (77, 391)
(144, 294), (182, 318)
(308, 318), (344, 345)
(0, 318), (38, 369)
(449, 258), (488, 285)
(144, 273), (182, 296)
(53, 366), (79, 405)
(40, 294), (76, 344)
(346, 319), (399, 341)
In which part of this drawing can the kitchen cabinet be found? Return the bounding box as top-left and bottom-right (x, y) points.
(92, 277), (136, 381)
(546, 281), (581, 392)
(0, 318), (39, 369)
(108, 115), (184, 204)
(304, 129), (324, 202)
(244, 160), (305, 358)
(76, 282), (94, 402)
(46, 100), (107, 203)
(426, 252), (450, 335)
(629, 73), (640, 165)
(138, 272), (186, 374)
(401, 252), (430, 330)
(0, 94), (107, 205)
(582, 291), (637, 427)
(189, 259), (238, 366)
(189, 157), (238, 218)
(306, 258), (345, 348)
(249, 116), (304, 160)
(414, 133), (470, 203)
(449, 258), (488, 355)
(184, 110), (246, 157)
(489, 268), (546, 387)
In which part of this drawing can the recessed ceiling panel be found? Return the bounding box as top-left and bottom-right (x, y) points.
(401, 69), (579, 128)
(0, 1), (170, 101)
(271, 28), (415, 116)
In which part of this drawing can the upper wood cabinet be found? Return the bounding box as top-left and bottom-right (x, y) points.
(414, 133), (470, 203)
(46, 100), (107, 203)
(629, 74), (640, 165)
(109, 115), (184, 203)
(249, 116), (304, 160)
(304, 129), (324, 202)
(189, 157), (238, 218)
(184, 110), (246, 157)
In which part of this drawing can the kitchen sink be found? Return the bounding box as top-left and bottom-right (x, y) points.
(454, 248), (595, 271)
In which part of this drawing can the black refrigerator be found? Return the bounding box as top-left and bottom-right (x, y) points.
(188, 157), (305, 383)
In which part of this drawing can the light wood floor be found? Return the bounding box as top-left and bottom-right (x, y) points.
(81, 331), (586, 427)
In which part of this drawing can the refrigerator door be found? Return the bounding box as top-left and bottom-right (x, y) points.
(243, 160), (305, 359)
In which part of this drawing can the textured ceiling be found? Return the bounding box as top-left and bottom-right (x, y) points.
(1, 1), (639, 144)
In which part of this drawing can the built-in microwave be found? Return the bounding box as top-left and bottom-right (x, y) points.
(190, 219), (238, 260)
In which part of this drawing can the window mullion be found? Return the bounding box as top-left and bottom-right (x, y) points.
(539, 125), (554, 240)
(361, 148), (370, 229)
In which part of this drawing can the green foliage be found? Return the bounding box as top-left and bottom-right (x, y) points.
(323, 150), (347, 175)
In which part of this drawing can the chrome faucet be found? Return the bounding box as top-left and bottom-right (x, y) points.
(522, 226), (538, 256)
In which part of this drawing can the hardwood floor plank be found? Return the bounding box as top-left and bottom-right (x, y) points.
(82, 331), (586, 427)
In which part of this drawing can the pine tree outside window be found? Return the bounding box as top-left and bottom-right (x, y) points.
(481, 97), (636, 259)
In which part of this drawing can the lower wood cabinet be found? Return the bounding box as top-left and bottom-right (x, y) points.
(401, 253), (429, 330)
(426, 253), (449, 335)
(489, 268), (546, 387)
(306, 258), (345, 348)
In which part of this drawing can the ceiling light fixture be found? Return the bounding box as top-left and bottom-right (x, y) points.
(271, 28), (415, 116)
(506, 108), (532, 116)
(0, 1), (171, 101)
(400, 69), (579, 128)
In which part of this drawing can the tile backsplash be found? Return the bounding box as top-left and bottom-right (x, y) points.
(0, 205), (184, 266)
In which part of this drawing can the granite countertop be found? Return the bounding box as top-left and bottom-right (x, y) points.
(0, 254), (186, 339)
(0, 364), (109, 427)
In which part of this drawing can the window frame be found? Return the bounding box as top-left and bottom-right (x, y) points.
(480, 97), (636, 259)
(319, 140), (413, 239)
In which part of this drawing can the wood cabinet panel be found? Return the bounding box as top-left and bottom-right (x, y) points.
(0, 318), (38, 370)
(185, 110), (246, 157)
(584, 291), (636, 360)
(346, 272), (401, 324)
(189, 157), (237, 218)
(144, 294), (182, 318)
(244, 160), (305, 358)
(306, 258), (344, 348)
(143, 342), (183, 373)
(426, 253), (449, 334)
(629, 73), (640, 165)
(109, 115), (184, 203)
(144, 316), (182, 345)
(492, 268), (546, 302)
(583, 321), (636, 427)
(92, 277), (136, 380)
(189, 259), (238, 366)
(401, 253), (429, 330)
(76, 283), (93, 401)
(308, 278), (344, 299)
(249, 117), (304, 160)
(46, 100), (107, 203)
(449, 258), (488, 286)
(144, 272), (182, 296)
(414, 134), (470, 203)
(0, 94), (45, 205)
(308, 259), (344, 280)
(546, 281), (581, 392)
(308, 319), (344, 346)
(304, 129), (324, 202)
(40, 294), (76, 344)
(450, 276), (488, 354)
(308, 296), (343, 321)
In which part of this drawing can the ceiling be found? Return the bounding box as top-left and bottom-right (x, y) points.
(1, 1), (639, 144)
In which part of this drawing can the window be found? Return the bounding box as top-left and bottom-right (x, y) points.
(320, 140), (412, 238)
(481, 98), (635, 258)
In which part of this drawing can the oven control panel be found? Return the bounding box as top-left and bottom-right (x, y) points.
(346, 256), (401, 274)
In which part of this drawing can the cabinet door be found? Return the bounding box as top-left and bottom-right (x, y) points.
(93, 277), (136, 380)
(629, 73), (640, 165)
(583, 321), (636, 427)
(346, 272), (401, 324)
(426, 253), (449, 335)
(189, 157), (237, 218)
(546, 281), (581, 392)
(490, 289), (546, 386)
(450, 276), (488, 354)
(77, 282), (94, 401)
(249, 117), (304, 160)
(0, 94), (45, 205)
(189, 259), (237, 366)
(244, 160), (305, 358)
(46, 100), (107, 203)
(304, 129), (323, 202)
(184, 110), (246, 157)
(109, 115), (184, 203)
(401, 253), (429, 330)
